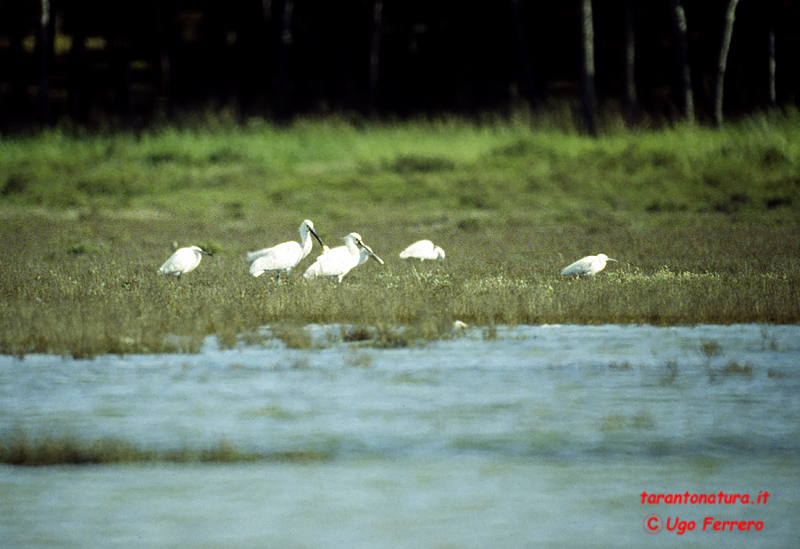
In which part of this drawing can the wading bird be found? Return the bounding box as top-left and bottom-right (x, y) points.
(319, 244), (373, 267)
(158, 246), (212, 278)
(248, 220), (326, 278)
(399, 239), (445, 261)
(561, 254), (617, 277)
(304, 232), (383, 282)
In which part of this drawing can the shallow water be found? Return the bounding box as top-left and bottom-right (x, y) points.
(2, 324), (799, 547)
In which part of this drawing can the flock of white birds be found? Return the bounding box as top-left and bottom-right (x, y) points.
(158, 219), (616, 281)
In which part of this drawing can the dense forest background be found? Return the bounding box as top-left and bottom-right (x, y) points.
(0, 0), (798, 132)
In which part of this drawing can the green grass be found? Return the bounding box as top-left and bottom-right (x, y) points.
(1, 110), (800, 356)
(2, 109), (799, 225)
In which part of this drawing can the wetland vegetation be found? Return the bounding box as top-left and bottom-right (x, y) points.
(0, 430), (328, 467)
(1, 110), (799, 357)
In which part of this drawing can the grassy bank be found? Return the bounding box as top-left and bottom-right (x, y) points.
(2, 109), (799, 225)
(1, 112), (800, 356)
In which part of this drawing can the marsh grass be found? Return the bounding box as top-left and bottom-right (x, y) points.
(659, 361), (680, 386)
(344, 352), (374, 368)
(600, 412), (656, 432)
(0, 430), (330, 466)
(1, 113), (800, 356)
(701, 340), (723, 357)
(270, 323), (316, 350)
(766, 368), (787, 379)
(0, 211), (798, 357)
(708, 361), (754, 383)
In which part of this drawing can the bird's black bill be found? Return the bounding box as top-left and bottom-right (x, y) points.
(310, 228), (326, 250)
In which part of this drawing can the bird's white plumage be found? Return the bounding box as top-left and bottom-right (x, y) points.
(304, 232), (383, 282)
(158, 246), (210, 278)
(399, 239), (445, 261)
(319, 245), (372, 267)
(561, 254), (617, 277)
(248, 220), (325, 278)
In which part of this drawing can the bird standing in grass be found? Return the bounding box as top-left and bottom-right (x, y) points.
(319, 244), (373, 267)
(158, 246), (212, 278)
(399, 240), (445, 261)
(561, 254), (617, 277)
(248, 220), (326, 278)
(304, 232), (383, 282)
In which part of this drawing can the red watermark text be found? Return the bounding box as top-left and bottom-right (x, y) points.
(641, 490), (770, 505)
(640, 491), (770, 535)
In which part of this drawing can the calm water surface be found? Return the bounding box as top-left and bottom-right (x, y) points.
(2, 324), (799, 547)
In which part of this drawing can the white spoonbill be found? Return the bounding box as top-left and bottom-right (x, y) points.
(561, 254), (617, 277)
(319, 244), (373, 267)
(158, 246), (212, 278)
(304, 233), (384, 282)
(248, 220), (326, 278)
(399, 239), (445, 261)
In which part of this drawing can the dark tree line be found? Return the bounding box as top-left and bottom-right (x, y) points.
(0, 0), (798, 132)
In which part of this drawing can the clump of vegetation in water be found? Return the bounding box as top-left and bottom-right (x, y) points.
(0, 430), (330, 466)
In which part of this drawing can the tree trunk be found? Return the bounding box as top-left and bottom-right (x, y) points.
(622, 0), (637, 125)
(580, 0), (596, 136)
(38, 0), (52, 126)
(67, 12), (89, 124)
(767, 0), (776, 108)
(509, 0), (540, 111)
(113, 33), (133, 125)
(0, 62), (6, 134)
(668, 0), (694, 123)
(153, 0), (175, 119)
(713, 0), (740, 126)
(368, 0), (383, 118)
(276, 0), (294, 122)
